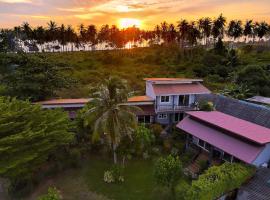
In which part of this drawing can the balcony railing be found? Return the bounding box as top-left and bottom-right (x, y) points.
(156, 104), (197, 112)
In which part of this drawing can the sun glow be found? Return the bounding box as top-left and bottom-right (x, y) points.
(119, 18), (142, 29)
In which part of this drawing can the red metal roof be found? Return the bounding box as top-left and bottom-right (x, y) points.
(36, 98), (90, 105)
(135, 105), (155, 116)
(152, 83), (211, 95)
(177, 117), (264, 164)
(128, 96), (154, 102)
(186, 111), (270, 145)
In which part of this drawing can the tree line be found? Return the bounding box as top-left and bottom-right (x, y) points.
(1, 14), (270, 52)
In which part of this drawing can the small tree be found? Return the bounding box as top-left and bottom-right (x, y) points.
(154, 155), (182, 197)
(38, 187), (61, 200)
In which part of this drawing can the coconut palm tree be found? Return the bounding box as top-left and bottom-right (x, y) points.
(59, 24), (67, 51)
(84, 76), (138, 164)
(212, 14), (226, 44)
(86, 25), (97, 50)
(186, 21), (201, 46)
(177, 19), (189, 48)
(227, 20), (243, 46)
(254, 22), (269, 41)
(243, 20), (254, 42)
(198, 17), (212, 47)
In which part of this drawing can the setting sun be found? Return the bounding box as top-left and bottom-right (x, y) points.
(119, 18), (142, 29)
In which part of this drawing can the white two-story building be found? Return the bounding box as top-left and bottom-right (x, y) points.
(128, 78), (211, 125)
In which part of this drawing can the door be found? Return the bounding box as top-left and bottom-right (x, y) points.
(178, 95), (190, 106)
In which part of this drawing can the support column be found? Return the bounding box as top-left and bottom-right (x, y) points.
(185, 134), (190, 152)
(209, 146), (214, 166)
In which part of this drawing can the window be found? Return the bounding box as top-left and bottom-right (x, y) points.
(174, 113), (184, 122)
(205, 142), (211, 152)
(158, 114), (167, 119)
(198, 139), (205, 148)
(138, 116), (151, 124)
(178, 95), (190, 106)
(160, 96), (170, 103)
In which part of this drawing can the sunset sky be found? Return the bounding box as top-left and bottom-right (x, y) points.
(1, 0), (270, 29)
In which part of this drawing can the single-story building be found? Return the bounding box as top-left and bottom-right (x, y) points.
(35, 98), (90, 119)
(177, 111), (270, 167)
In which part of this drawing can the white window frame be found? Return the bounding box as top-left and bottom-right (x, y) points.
(160, 96), (170, 103)
(158, 113), (167, 119)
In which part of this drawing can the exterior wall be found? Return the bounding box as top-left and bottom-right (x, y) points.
(145, 82), (156, 99)
(252, 143), (270, 167)
(155, 113), (171, 125)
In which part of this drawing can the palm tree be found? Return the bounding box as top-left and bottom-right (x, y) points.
(187, 21), (201, 46)
(33, 26), (46, 51)
(21, 22), (32, 40)
(66, 25), (76, 51)
(227, 20), (243, 46)
(177, 19), (189, 48)
(84, 76), (138, 164)
(86, 25), (97, 50)
(212, 14), (226, 44)
(254, 22), (269, 41)
(59, 24), (67, 51)
(243, 20), (254, 42)
(198, 17), (212, 47)
(47, 21), (58, 51)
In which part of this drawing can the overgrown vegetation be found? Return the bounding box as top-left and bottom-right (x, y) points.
(186, 163), (255, 200)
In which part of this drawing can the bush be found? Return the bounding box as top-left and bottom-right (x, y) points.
(186, 163), (255, 200)
(104, 165), (124, 184)
(199, 101), (215, 111)
(150, 124), (163, 138)
(154, 155), (183, 196)
(38, 187), (61, 200)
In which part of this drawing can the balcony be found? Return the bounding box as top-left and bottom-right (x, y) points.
(156, 104), (197, 112)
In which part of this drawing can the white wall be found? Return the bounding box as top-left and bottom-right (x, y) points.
(145, 82), (156, 99)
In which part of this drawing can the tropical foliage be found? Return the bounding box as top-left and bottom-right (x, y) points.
(38, 187), (61, 200)
(0, 97), (73, 181)
(0, 53), (74, 101)
(186, 163), (255, 200)
(154, 155), (183, 196)
(83, 76), (138, 164)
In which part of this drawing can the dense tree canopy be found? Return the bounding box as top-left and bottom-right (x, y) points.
(236, 65), (270, 97)
(0, 53), (74, 101)
(0, 97), (73, 180)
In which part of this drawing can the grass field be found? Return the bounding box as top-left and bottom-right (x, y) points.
(26, 155), (178, 200)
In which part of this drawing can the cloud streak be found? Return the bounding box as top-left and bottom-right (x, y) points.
(1, 0), (270, 29)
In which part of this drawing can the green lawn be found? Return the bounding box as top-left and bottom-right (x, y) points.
(27, 155), (175, 200)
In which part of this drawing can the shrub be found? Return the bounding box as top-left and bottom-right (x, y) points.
(38, 187), (61, 200)
(150, 124), (163, 138)
(104, 165), (124, 184)
(186, 163), (255, 200)
(199, 101), (215, 111)
(154, 155), (183, 196)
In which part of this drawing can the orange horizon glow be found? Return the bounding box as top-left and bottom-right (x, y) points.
(118, 18), (142, 29)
